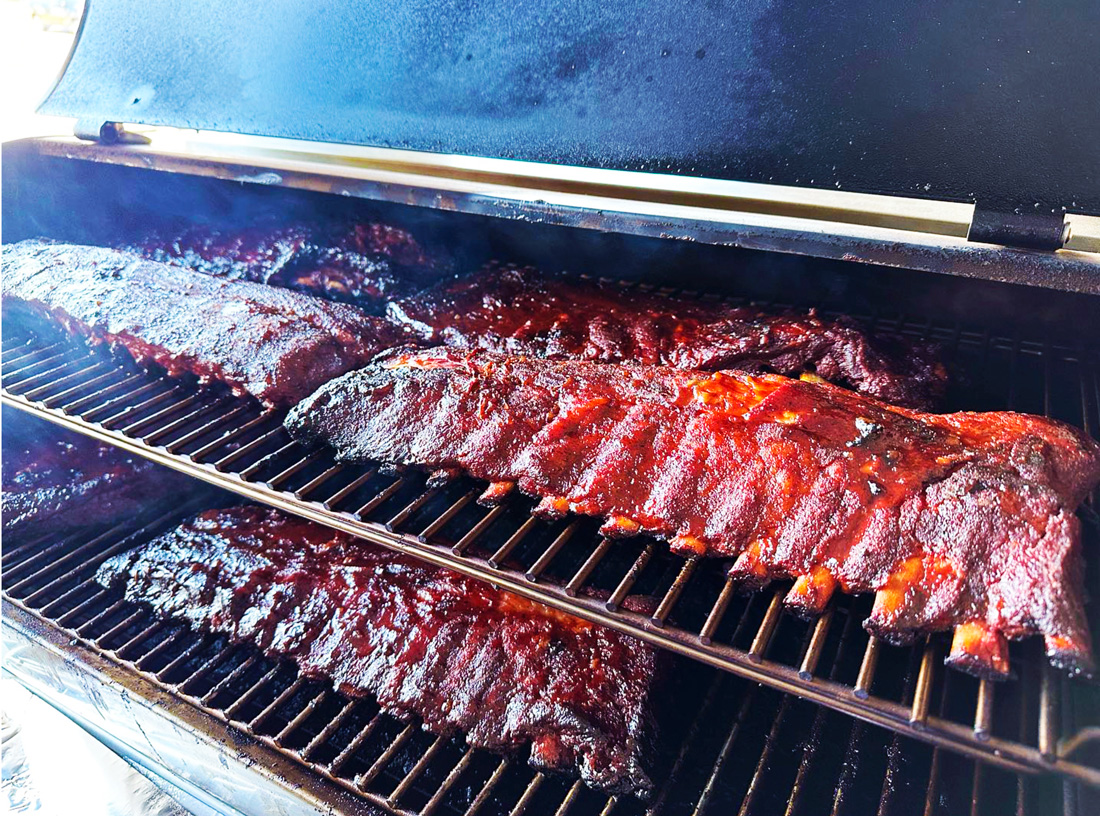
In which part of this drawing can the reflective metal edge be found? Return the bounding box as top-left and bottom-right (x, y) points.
(1, 599), (387, 816)
(6, 391), (1098, 789)
(8, 135), (1100, 295)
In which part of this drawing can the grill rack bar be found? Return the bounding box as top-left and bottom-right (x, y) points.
(2, 324), (1099, 790)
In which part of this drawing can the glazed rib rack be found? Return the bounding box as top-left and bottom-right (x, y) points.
(3, 283), (1099, 796)
(1, 498), (1085, 815)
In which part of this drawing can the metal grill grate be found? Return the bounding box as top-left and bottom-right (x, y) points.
(2, 501), (1082, 816)
(2, 306), (1099, 792)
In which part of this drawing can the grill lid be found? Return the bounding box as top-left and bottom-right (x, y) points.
(40, 1), (1100, 218)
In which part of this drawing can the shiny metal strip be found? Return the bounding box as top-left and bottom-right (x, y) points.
(748, 589), (786, 662)
(606, 544), (656, 612)
(387, 735), (447, 808)
(355, 722), (416, 790)
(526, 520), (580, 582)
(24, 361), (114, 402)
(16, 135), (1100, 294)
(386, 485), (440, 531)
(698, 574), (738, 645)
(420, 749), (476, 816)
(565, 538), (614, 598)
(211, 426), (285, 472)
(651, 557), (700, 628)
(506, 773), (544, 816)
(417, 488), (478, 541)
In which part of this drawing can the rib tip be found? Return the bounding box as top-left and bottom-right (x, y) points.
(478, 480), (516, 506)
(783, 568), (837, 618)
(426, 467), (460, 488)
(1044, 634), (1095, 679)
(599, 515), (642, 539)
(947, 623), (1011, 680)
(727, 542), (771, 587)
(532, 495), (569, 520)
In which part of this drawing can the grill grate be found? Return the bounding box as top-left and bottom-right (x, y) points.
(2, 504), (1081, 816)
(2, 302), (1100, 792)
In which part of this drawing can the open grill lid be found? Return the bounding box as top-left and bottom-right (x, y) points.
(41, 0), (1100, 224)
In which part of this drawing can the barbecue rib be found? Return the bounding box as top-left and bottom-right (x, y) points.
(96, 506), (661, 796)
(1, 408), (197, 540)
(1, 240), (405, 408)
(387, 264), (946, 408)
(132, 220), (448, 308)
(286, 348), (1100, 677)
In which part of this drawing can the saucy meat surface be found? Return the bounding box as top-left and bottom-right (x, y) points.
(388, 264), (947, 408)
(287, 348), (1100, 677)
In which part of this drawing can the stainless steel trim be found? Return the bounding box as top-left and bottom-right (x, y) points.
(11, 134), (1100, 294)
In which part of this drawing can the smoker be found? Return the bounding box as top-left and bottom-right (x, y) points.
(3, 2), (1099, 814)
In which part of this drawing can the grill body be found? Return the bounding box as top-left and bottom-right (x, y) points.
(2, 135), (1099, 816)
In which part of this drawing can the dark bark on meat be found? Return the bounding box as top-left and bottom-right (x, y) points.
(96, 506), (661, 796)
(2, 409), (197, 540)
(1, 241), (405, 408)
(387, 264), (947, 408)
(286, 348), (1100, 675)
(130, 220), (449, 309)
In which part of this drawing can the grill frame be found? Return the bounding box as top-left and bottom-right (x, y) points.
(4, 314), (1099, 790)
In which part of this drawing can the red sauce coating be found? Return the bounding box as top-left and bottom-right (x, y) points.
(387, 264), (947, 408)
(286, 348), (1100, 673)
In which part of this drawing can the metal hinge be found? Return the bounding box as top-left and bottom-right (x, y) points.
(74, 120), (151, 146)
(967, 208), (1070, 251)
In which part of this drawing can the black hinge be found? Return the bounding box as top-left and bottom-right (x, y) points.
(74, 120), (151, 146)
(967, 209), (1069, 251)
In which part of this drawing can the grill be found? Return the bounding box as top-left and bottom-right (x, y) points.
(1, 489), (1083, 816)
(4, 275), (1099, 806)
(6, 1), (1100, 810)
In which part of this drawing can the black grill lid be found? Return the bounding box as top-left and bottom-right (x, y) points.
(41, 0), (1100, 217)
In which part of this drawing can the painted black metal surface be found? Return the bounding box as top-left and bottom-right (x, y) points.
(40, 0), (1100, 215)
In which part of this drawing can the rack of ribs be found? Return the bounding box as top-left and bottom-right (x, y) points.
(2, 408), (199, 541)
(129, 220), (449, 308)
(285, 348), (1100, 679)
(96, 506), (662, 797)
(2, 240), (406, 408)
(386, 264), (947, 408)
